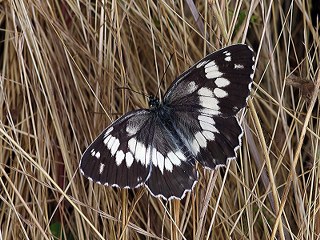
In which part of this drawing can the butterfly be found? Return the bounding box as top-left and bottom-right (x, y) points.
(79, 44), (255, 200)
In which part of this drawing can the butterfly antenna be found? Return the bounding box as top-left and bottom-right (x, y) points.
(116, 86), (150, 98)
(155, 52), (175, 99)
(118, 52), (174, 101)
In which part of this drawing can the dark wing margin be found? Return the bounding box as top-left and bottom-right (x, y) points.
(163, 44), (255, 169)
(79, 109), (153, 189)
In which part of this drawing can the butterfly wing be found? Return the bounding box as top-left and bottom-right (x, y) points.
(80, 108), (198, 200)
(143, 114), (198, 200)
(80, 110), (152, 188)
(163, 44), (255, 168)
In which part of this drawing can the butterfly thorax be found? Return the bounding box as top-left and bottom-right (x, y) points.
(148, 95), (161, 109)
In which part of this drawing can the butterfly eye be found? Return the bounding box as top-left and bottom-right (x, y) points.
(80, 44), (255, 200)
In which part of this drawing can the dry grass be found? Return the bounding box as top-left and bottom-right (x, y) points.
(0, 0), (319, 239)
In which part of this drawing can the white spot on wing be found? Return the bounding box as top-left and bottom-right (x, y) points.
(205, 60), (217, 68)
(90, 149), (95, 156)
(205, 61), (223, 78)
(115, 150), (125, 166)
(198, 87), (214, 97)
(95, 151), (101, 159)
(164, 158), (173, 172)
(215, 77), (230, 87)
(125, 152), (134, 167)
(175, 151), (186, 161)
(135, 141), (146, 165)
(214, 88), (228, 98)
(234, 64), (244, 69)
(200, 121), (219, 133)
(203, 130), (215, 140)
(107, 136), (116, 150)
(198, 115), (215, 125)
(199, 96), (220, 110)
(104, 127), (114, 138)
(191, 138), (200, 154)
(99, 163), (105, 174)
(151, 148), (157, 167)
(200, 108), (220, 116)
(187, 81), (198, 93)
(128, 138), (137, 154)
(195, 132), (207, 148)
(223, 51), (231, 56)
(157, 151), (165, 173)
(145, 145), (151, 166)
(167, 151), (181, 166)
(224, 56), (231, 62)
(199, 96), (212, 109)
(110, 138), (120, 156)
(103, 135), (112, 145)
(196, 60), (209, 68)
(126, 124), (138, 135)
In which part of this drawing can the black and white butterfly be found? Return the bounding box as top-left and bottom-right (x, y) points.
(80, 44), (255, 200)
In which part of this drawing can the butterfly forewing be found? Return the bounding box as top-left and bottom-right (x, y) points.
(80, 44), (255, 200)
(80, 107), (199, 200)
(80, 110), (152, 188)
(164, 44), (254, 116)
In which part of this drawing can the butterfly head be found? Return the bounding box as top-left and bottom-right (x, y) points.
(148, 95), (160, 109)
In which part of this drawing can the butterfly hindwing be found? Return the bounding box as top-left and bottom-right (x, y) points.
(143, 112), (198, 200)
(166, 110), (244, 169)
